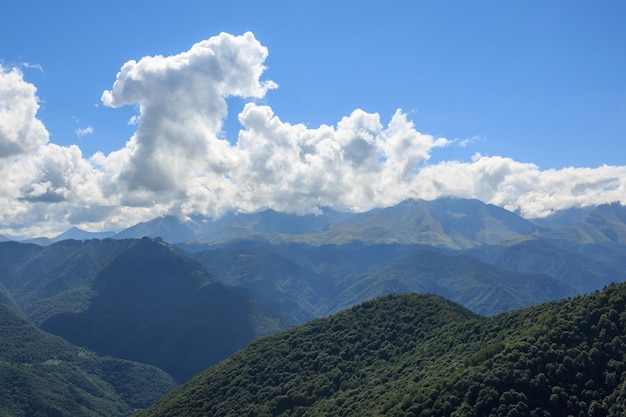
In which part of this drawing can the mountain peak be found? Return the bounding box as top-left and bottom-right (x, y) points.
(52, 226), (115, 242)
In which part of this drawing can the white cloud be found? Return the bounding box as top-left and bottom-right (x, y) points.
(457, 135), (482, 148)
(0, 65), (49, 158)
(75, 126), (94, 137)
(19, 62), (44, 73)
(100, 31), (277, 195)
(0, 32), (625, 237)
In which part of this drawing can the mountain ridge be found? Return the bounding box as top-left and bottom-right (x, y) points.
(13, 198), (624, 249)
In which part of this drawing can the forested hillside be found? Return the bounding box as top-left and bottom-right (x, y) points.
(0, 304), (176, 417)
(0, 238), (290, 383)
(136, 282), (626, 417)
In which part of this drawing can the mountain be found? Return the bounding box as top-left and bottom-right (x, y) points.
(52, 226), (115, 242)
(19, 236), (53, 245)
(0, 234), (11, 242)
(0, 239), (137, 324)
(135, 282), (626, 417)
(193, 208), (351, 242)
(113, 215), (200, 243)
(191, 242), (577, 320)
(529, 203), (626, 277)
(0, 238), (290, 383)
(537, 202), (626, 246)
(122, 198), (542, 247)
(528, 205), (594, 228)
(0, 303), (176, 417)
(316, 198), (541, 247)
(326, 247), (576, 316)
(192, 244), (335, 324)
(464, 238), (626, 294)
(37, 237), (289, 382)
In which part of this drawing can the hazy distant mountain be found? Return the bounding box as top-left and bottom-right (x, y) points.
(191, 242), (578, 321)
(320, 247), (575, 316)
(537, 202), (626, 245)
(194, 208), (351, 242)
(113, 215), (200, 242)
(528, 206), (594, 228)
(111, 198), (543, 247)
(0, 234), (10, 242)
(309, 198), (541, 248)
(19, 236), (53, 245)
(464, 238), (626, 294)
(52, 226), (115, 242)
(184, 198), (543, 248)
(9, 198), (617, 248)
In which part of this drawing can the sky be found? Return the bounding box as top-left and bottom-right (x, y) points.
(1, 0), (625, 237)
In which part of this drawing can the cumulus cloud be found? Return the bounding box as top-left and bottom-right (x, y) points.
(0, 32), (625, 237)
(0, 65), (49, 158)
(100, 31), (277, 195)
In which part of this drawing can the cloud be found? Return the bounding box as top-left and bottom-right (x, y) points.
(0, 65), (49, 158)
(231, 104), (451, 214)
(75, 126), (94, 137)
(20, 62), (44, 72)
(100, 31), (277, 195)
(457, 135), (482, 148)
(0, 32), (625, 237)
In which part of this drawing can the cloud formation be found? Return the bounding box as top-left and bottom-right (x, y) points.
(100, 31), (276, 194)
(0, 33), (625, 237)
(0, 65), (48, 158)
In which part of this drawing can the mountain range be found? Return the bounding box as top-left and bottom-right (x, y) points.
(9, 198), (621, 250)
(0, 197), (625, 415)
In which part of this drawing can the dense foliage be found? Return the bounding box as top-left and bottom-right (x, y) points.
(0, 304), (176, 417)
(137, 282), (626, 417)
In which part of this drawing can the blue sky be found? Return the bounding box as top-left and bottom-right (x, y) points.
(1, 1), (625, 236)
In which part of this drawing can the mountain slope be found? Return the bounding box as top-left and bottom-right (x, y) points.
(39, 237), (290, 382)
(0, 303), (176, 417)
(326, 248), (575, 316)
(537, 202), (626, 246)
(136, 282), (626, 417)
(192, 243), (575, 320)
(113, 215), (200, 243)
(0, 239), (137, 324)
(319, 198), (540, 247)
(464, 238), (626, 294)
(531, 202), (626, 277)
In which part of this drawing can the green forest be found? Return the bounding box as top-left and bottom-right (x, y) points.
(137, 282), (626, 417)
(0, 304), (176, 417)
